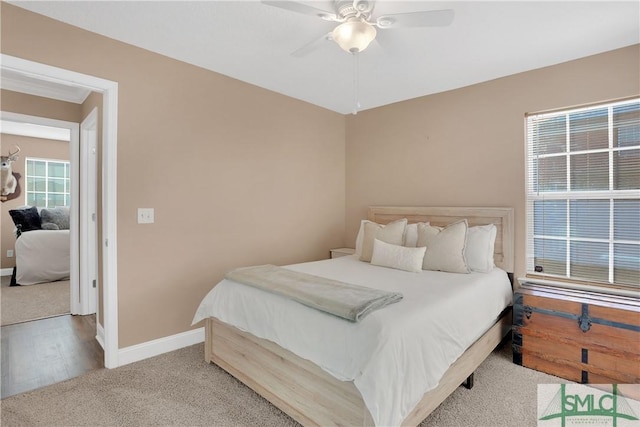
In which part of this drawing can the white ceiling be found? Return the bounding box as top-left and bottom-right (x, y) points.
(8, 1), (640, 114)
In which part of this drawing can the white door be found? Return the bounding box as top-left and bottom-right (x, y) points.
(79, 108), (98, 315)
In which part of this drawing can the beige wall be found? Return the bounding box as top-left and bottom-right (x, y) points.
(1, 4), (346, 347)
(0, 134), (70, 268)
(1, 89), (81, 122)
(345, 44), (640, 280)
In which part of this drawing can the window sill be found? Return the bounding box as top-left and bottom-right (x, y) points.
(519, 276), (639, 299)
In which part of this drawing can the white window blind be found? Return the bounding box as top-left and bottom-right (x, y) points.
(525, 98), (640, 290)
(25, 158), (71, 208)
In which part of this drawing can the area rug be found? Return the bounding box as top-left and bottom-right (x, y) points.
(0, 341), (573, 427)
(1, 280), (70, 326)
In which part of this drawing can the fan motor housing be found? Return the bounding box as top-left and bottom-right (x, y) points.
(335, 0), (374, 20)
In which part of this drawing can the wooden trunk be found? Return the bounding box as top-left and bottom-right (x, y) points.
(513, 283), (640, 384)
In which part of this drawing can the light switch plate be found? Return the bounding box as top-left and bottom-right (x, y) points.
(137, 208), (154, 224)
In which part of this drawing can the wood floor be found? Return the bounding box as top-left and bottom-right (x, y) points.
(1, 314), (104, 399)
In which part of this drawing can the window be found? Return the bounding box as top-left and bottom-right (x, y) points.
(25, 158), (71, 208)
(526, 98), (640, 290)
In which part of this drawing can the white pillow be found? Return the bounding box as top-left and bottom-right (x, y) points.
(417, 220), (470, 274)
(360, 218), (407, 263)
(371, 239), (426, 273)
(404, 223), (423, 247)
(357, 219), (418, 253)
(355, 220), (373, 257)
(465, 224), (497, 273)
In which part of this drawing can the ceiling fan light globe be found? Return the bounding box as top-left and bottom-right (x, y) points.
(332, 20), (377, 53)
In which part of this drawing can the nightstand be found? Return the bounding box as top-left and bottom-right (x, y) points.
(330, 248), (355, 259)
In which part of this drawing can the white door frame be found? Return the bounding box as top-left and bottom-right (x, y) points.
(1, 54), (120, 368)
(80, 107), (98, 315)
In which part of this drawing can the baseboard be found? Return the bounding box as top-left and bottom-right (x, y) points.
(1, 268), (14, 277)
(96, 322), (105, 350)
(118, 327), (204, 367)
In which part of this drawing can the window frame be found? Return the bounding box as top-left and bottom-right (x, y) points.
(525, 97), (639, 293)
(25, 157), (71, 209)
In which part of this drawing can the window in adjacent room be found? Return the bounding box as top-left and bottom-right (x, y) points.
(25, 158), (71, 208)
(525, 98), (639, 291)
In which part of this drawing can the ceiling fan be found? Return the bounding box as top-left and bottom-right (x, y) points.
(262, 0), (454, 56)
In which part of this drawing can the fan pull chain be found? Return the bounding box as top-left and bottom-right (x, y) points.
(352, 51), (360, 115)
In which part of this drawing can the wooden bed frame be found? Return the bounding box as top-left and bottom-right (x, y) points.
(204, 206), (514, 426)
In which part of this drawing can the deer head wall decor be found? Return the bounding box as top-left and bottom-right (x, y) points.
(1, 145), (21, 201)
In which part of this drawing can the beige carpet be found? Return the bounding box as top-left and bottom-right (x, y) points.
(0, 341), (568, 426)
(1, 280), (70, 326)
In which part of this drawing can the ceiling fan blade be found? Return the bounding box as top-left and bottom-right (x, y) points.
(375, 9), (454, 29)
(291, 32), (333, 57)
(262, 1), (338, 22)
(373, 29), (403, 52)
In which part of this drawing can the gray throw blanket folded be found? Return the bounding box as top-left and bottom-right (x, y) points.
(225, 265), (403, 322)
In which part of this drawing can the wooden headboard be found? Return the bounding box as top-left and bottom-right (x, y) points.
(368, 206), (514, 274)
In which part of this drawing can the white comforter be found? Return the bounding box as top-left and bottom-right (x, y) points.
(16, 229), (70, 286)
(193, 255), (513, 426)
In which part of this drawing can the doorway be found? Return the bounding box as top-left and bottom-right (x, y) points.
(1, 54), (119, 368)
(1, 112), (82, 312)
(0, 113), (102, 398)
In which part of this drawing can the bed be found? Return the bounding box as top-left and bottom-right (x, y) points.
(9, 206), (71, 286)
(14, 229), (70, 286)
(193, 206), (514, 426)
